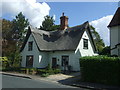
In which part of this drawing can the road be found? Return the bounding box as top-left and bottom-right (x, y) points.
(2, 74), (80, 88)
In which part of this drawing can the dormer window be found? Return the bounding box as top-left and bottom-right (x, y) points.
(28, 41), (33, 51)
(83, 39), (88, 49)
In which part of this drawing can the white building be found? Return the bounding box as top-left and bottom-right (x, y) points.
(108, 6), (120, 56)
(20, 13), (97, 71)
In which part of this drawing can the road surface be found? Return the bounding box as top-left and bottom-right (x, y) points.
(2, 74), (81, 88)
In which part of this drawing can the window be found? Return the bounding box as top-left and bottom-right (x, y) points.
(28, 41), (33, 51)
(26, 55), (33, 67)
(83, 39), (88, 49)
(61, 56), (69, 66)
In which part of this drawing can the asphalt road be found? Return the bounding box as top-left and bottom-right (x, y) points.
(2, 74), (80, 88)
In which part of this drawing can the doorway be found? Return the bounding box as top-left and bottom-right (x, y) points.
(52, 58), (57, 69)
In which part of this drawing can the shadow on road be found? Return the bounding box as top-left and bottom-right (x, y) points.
(58, 75), (81, 86)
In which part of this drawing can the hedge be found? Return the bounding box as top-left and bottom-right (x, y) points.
(0, 57), (10, 68)
(80, 56), (120, 86)
(37, 68), (61, 75)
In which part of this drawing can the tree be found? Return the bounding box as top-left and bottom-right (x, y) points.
(100, 46), (110, 56)
(2, 19), (13, 40)
(2, 12), (29, 67)
(11, 12), (29, 67)
(90, 25), (105, 54)
(12, 12), (29, 44)
(1, 19), (16, 57)
(1, 19), (17, 67)
(40, 15), (60, 31)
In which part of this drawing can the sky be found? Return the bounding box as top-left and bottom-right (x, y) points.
(1, 0), (119, 46)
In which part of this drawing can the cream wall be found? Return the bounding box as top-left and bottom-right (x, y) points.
(110, 26), (120, 56)
(48, 50), (81, 71)
(76, 30), (97, 57)
(21, 34), (49, 68)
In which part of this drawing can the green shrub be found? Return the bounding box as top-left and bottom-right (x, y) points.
(53, 69), (61, 74)
(2, 67), (21, 72)
(80, 56), (120, 86)
(46, 64), (51, 70)
(0, 57), (10, 68)
(37, 68), (61, 75)
(41, 73), (49, 77)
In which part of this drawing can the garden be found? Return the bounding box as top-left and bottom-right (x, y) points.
(1, 57), (61, 77)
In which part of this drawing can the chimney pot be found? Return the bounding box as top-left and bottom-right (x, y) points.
(62, 12), (64, 16)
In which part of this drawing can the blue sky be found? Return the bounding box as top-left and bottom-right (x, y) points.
(47, 2), (117, 26)
(2, 1), (119, 45)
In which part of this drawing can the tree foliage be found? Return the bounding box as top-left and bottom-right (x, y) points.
(1, 19), (16, 57)
(2, 12), (29, 67)
(100, 46), (110, 56)
(12, 12), (29, 43)
(40, 15), (60, 31)
(90, 25), (105, 54)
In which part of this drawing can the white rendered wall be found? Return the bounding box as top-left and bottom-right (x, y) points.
(21, 34), (48, 68)
(76, 30), (97, 57)
(48, 50), (81, 71)
(110, 26), (120, 55)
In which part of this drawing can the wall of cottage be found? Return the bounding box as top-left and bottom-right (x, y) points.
(21, 34), (49, 68)
(76, 30), (97, 57)
(110, 26), (120, 56)
(48, 50), (81, 71)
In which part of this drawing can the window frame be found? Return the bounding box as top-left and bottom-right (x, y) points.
(83, 38), (88, 49)
(28, 41), (33, 51)
(61, 55), (69, 66)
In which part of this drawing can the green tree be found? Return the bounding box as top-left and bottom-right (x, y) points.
(90, 25), (105, 54)
(12, 12), (29, 44)
(11, 12), (29, 67)
(40, 15), (60, 31)
(100, 46), (110, 56)
(2, 12), (29, 68)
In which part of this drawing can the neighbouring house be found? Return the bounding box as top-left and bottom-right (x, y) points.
(108, 6), (120, 56)
(20, 13), (98, 71)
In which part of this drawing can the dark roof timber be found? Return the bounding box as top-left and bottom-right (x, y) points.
(20, 21), (97, 52)
(108, 7), (120, 27)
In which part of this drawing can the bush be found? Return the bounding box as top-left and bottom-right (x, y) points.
(41, 73), (49, 77)
(37, 68), (61, 76)
(2, 67), (21, 72)
(80, 56), (120, 86)
(53, 69), (61, 74)
(0, 57), (10, 69)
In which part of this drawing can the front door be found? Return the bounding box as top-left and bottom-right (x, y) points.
(52, 58), (57, 68)
(26, 55), (33, 67)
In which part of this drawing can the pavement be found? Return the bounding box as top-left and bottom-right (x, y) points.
(1, 71), (120, 90)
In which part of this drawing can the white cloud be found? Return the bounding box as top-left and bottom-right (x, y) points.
(90, 15), (113, 46)
(2, 0), (50, 28)
(53, 14), (56, 21)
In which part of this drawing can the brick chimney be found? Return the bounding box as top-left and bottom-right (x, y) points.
(60, 13), (68, 30)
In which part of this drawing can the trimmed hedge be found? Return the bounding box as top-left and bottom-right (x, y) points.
(37, 68), (61, 75)
(2, 67), (21, 72)
(80, 56), (120, 86)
